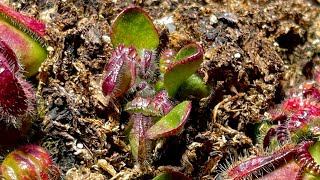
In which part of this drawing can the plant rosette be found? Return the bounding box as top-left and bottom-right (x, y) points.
(101, 6), (210, 169)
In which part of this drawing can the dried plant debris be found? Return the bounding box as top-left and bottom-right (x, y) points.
(3, 0), (319, 179)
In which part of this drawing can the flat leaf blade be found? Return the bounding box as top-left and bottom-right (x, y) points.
(178, 74), (210, 100)
(111, 7), (159, 51)
(146, 101), (191, 139)
(164, 43), (203, 97)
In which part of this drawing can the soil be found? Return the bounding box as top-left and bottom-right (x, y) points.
(4, 0), (320, 179)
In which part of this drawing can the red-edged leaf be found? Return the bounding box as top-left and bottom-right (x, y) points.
(111, 7), (159, 53)
(225, 145), (295, 179)
(129, 113), (152, 164)
(146, 101), (191, 139)
(164, 43), (203, 97)
(125, 91), (174, 116)
(0, 4), (47, 77)
(0, 19), (48, 77)
(0, 4), (46, 37)
(102, 45), (137, 98)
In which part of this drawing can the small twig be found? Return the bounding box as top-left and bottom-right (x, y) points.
(211, 93), (245, 133)
(214, 123), (238, 134)
(212, 93), (245, 123)
(229, 109), (245, 112)
(83, 142), (94, 158)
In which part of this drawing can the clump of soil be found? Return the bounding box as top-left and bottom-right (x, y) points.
(5, 0), (320, 179)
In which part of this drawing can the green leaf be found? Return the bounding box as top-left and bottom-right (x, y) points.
(111, 7), (159, 53)
(152, 171), (191, 180)
(146, 101), (191, 139)
(164, 43), (203, 97)
(178, 74), (210, 100)
(302, 173), (320, 180)
(0, 4), (47, 77)
(175, 45), (199, 62)
(155, 80), (164, 92)
(129, 128), (139, 160)
(309, 141), (320, 165)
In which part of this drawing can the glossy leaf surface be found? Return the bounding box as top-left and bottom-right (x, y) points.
(164, 43), (203, 97)
(146, 101), (191, 139)
(0, 145), (60, 180)
(102, 45), (137, 98)
(0, 66), (35, 143)
(0, 40), (20, 72)
(159, 49), (175, 74)
(111, 7), (159, 53)
(309, 141), (320, 165)
(226, 145), (295, 179)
